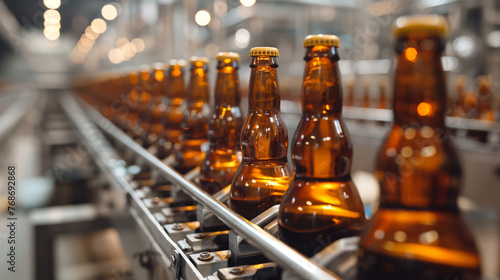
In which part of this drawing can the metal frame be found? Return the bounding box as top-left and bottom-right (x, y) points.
(59, 92), (342, 280)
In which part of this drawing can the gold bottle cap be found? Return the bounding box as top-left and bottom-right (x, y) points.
(190, 56), (210, 65)
(393, 14), (449, 38)
(216, 52), (240, 61)
(303, 34), (340, 48)
(152, 62), (165, 70)
(168, 59), (187, 67)
(249, 47), (279, 57)
(139, 64), (152, 74)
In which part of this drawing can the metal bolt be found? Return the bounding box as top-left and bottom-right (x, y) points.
(230, 267), (244, 275)
(198, 251), (213, 261)
(172, 223), (184, 230)
(152, 197), (160, 205)
(194, 233), (206, 239)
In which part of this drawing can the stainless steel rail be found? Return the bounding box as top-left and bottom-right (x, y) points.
(59, 92), (205, 280)
(64, 92), (343, 280)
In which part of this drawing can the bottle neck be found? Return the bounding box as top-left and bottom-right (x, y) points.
(187, 65), (209, 104)
(302, 46), (342, 115)
(167, 66), (185, 99)
(215, 60), (240, 107)
(248, 56), (280, 112)
(151, 69), (166, 100)
(392, 37), (447, 127)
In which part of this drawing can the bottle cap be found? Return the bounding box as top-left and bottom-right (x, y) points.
(190, 56), (210, 65)
(168, 59), (187, 67)
(216, 52), (240, 61)
(152, 62), (165, 70)
(249, 47), (279, 57)
(393, 14), (449, 38)
(139, 64), (151, 73)
(303, 34), (340, 48)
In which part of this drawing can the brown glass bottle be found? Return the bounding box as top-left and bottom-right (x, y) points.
(476, 76), (495, 121)
(361, 77), (372, 108)
(172, 57), (210, 173)
(450, 76), (466, 117)
(122, 69), (141, 134)
(229, 47), (293, 220)
(140, 63), (168, 149)
(278, 35), (366, 257)
(111, 71), (133, 129)
(357, 15), (481, 280)
(131, 66), (153, 141)
(199, 52), (243, 195)
(345, 77), (355, 107)
(156, 60), (187, 159)
(376, 77), (388, 109)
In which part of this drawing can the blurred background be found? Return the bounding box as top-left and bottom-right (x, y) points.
(0, 0), (499, 279)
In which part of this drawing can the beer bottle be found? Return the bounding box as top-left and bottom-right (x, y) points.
(451, 75), (466, 117)
(463, 89), (478, 119)
(199, 52), (244, 194)
(357, 15), (481, 280)
(476, 76), (495, 121)
(103, 73), (123, 120)
(345, 77), (355, 107)
(278, 35), (366, 257)
(229, 47), (293, 220)
(172, 57), (211, 173)
(361, 77), (372, 108)
(111, 71), (132, 128)
(131, 66), (153, 141)
(376, 77), (388, 109)
(123, 69), (141, 135)
(141, 63), (168, 149)
(156, 60), (187, 159)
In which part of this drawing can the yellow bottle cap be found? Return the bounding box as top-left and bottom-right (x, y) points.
(190, 56), (210, 65)
(249, 47), (279, 57)
(303, 34), (340, 48)
(216, 52), (240, 62)
(168, 59), (187, 67)
(393, 14), (449, 38)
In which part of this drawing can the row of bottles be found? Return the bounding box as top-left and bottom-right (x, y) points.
(345, 72), (499, 123)
(74, 14), (481, 280)
(344, 76), (390, 109)
(449, 74), (498, 121)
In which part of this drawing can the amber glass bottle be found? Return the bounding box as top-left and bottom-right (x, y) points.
(230, 47), (293, 220)
(156, 60), (187, 160)
(476, 76), (495, 121)
(345, 77), (355, 107)
(140, 63), (168, 149)
(451, 76), (466, 117)
(172, 57), (210, 173)
(199, 52), (244, 194)
(131, 66), (153, 141)
(111, 71), (132, 129)
(278, 35), (366, 257)
(122, 69), (141, 134)
(377, 77), (388, 109)
(357, 15), (481, 280)
(361, 77), (372, 108)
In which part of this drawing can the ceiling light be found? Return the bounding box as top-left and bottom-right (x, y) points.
(195, 10), (211, 26)
(102, 4), (118, 21)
